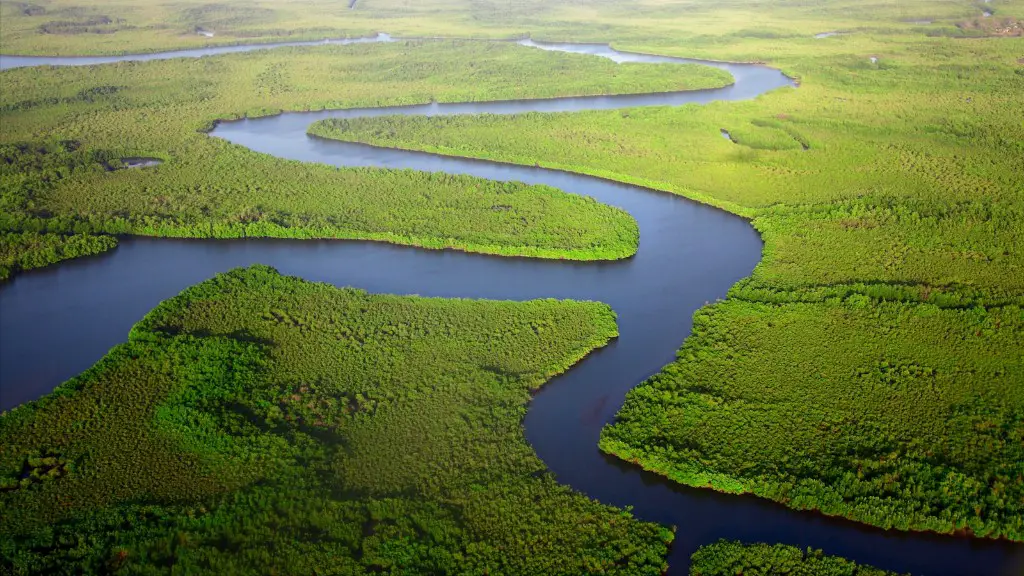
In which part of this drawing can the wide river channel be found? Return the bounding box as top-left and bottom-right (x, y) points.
(1, 36), (1022, 576)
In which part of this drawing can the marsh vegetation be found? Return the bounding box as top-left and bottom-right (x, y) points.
(0, 40), (737, 278)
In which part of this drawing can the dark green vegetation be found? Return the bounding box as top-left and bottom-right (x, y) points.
(0, 232), (117, 280)
(312, 31), (1024, 539)
(690, 540), (905, 576)
(0, 41), (734, 279)
(603, 299), (1024, 538)
(0, 140), (123, 280)
(0, 266), (672, 574)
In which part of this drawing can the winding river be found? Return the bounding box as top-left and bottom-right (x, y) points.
(1, 37), (1022, 576)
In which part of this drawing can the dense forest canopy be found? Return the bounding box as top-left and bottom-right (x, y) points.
(0, 266), (672, 574)
(689, 541), (907, 576)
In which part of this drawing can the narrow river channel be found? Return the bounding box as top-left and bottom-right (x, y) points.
(1, 36), (1021, 576)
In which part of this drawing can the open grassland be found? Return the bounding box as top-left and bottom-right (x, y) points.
(0, 41), (734, 278)
(0, 266), (672, 574)
(690, 540), (905, 576)
(2, 0), (1022, 55)
(311, 29), (1024, 539)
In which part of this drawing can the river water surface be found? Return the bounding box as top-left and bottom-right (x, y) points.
(1, 37), (1022, 576)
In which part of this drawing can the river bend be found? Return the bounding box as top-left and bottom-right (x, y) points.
(1, 36), (1021, 576)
